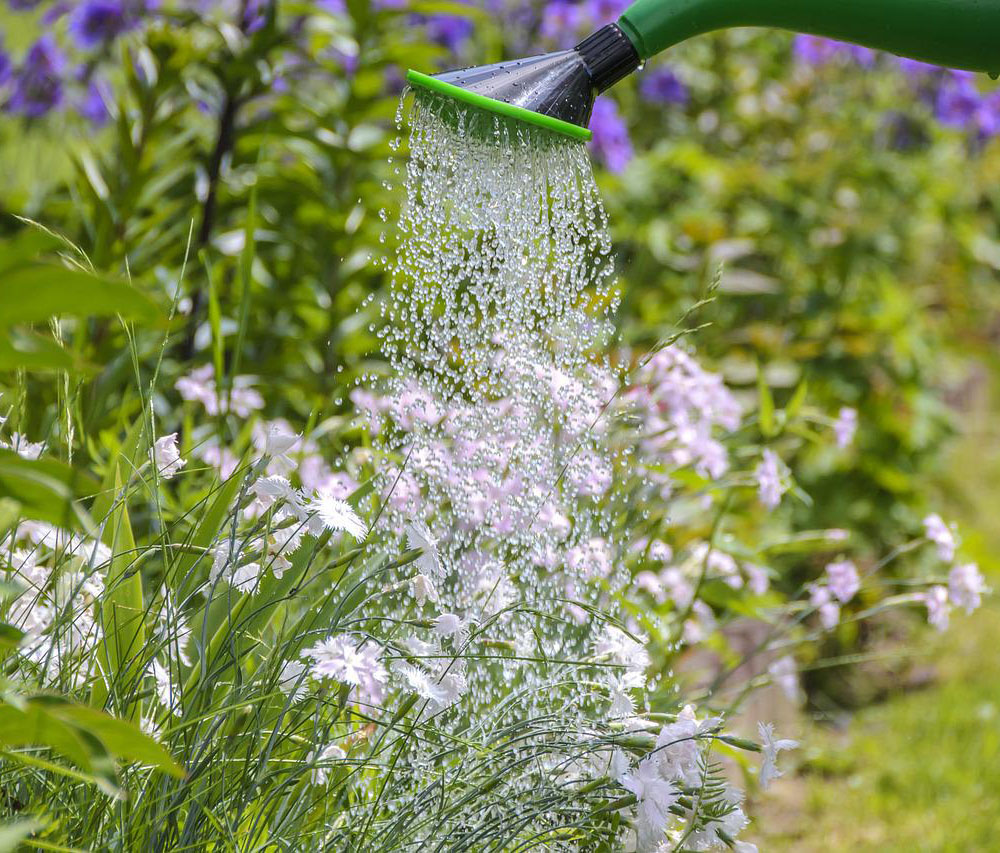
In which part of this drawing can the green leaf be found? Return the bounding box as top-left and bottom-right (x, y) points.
(0, 264), (159, 327)
(0, 498), (21, 539)
(0, 452), (95, 531)
(46, 703), (184, 778)
(785, 377), (809, 420)
(0, 818), (45, 852)
(0, 227), (63, 274)
(0, 703), (115, 789)
(0, 624), (24, 650)
(0, 329), (91, 374)
(97, 466), (144, 721)
(757, 363), (777, 438)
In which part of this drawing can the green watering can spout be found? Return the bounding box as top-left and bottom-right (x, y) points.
(407, 0), (1000, 142)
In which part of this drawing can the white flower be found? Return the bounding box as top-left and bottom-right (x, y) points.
(619, 757), (678, 852)
(833, 406), (857, 449)
(606, 670), (645, 719)
(149, 659), (181, 717)
(303, 635), (387, 707)
(949, 562), (986, 614)
(923, 513), (956, 563)
(755, 448), (788, 510)
(406, 520), (442, 578)
(825, 559), (860, 603)
(410, 573), (438, 607)
(768, 655), (801, 704)
(313, 491), (367, 540)
(247, 475), (297, 517)
(395, 661), (449, 707)
(609, 748), (630, 782)
(261, 422), (300, 475)
(393, 659), (467, 712)
(308, 743), (346, 785)
(433, 613), (466, 639)
(758, 721), (798, 789)
(278, 660), (309, 702)
(230, 561), (263, 593)
(655, 705), (701, 786)
(923, 585), (950, 632)
(594, 625), (651, 677)
(153, 433), (185, 479)
(687, 784), (748, 850)
(734, 843), (759, 853)
(5, 432), (44, 460)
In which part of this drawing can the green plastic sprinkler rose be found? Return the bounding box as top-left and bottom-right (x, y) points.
(406, 0), (1000, 142)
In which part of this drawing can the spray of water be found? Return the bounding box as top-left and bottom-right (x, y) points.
(349, 90), (668, 845)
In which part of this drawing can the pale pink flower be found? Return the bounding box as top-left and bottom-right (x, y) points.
(303, 635), (387, 707)
(949, 562), (986, 614)
(923, 585), (950, 631)
(152, 433), (185, 479)
(809, 584), (840, 630)
(755, 449), (788, 509)
(825, 559), (860, 603)
(768, 655), (801, 703)
(833, 406), (858, 449)
(923, 513), (956, 562)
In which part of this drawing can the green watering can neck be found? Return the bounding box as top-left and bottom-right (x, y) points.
(406, 0), (1000, 142)
(617, 0), (1000, 74)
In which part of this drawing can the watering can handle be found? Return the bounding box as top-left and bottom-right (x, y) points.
(618, 0), (1000, 73)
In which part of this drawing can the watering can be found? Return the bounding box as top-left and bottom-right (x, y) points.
(407, 0), (1000, 141)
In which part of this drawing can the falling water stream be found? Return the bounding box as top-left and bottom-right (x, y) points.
(362, 89), (645, 840)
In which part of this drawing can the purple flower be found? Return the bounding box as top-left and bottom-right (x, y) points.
(936, 71), (981, 128)
(79, 78), (112, 125)
(9, 0), (44, 8)
(69, 0), (132, 49)
(426, 14), (473, 52)
(639, 67), (688, 105)
(896, 56), (940, 76)
(242, 0), (267, 33)
(0, 42), (11, 88)
(6, 35), (65, 118)
(793, 35), (875, 68)
(42, 2), (73, 24)
(588, 97), (632, 173)
(583, 0), (628, 26)
(316, 0), (346, 13)
(541, 1), (583, 46)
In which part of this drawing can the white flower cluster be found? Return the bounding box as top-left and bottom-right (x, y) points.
(1, 521), (110, 686)
(612, 705), (794, 851)
(189, 419), (366, 594)
(624, 345), (741, 491)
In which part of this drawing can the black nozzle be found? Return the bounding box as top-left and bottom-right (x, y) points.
(575, 24), (642, 94)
